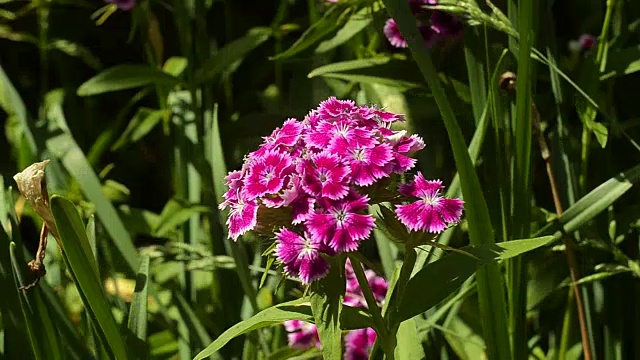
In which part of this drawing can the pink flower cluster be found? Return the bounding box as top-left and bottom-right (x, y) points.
(284, 260), (387, 359)
(219, 97), (464, 284)
(383, 0), (464, 48)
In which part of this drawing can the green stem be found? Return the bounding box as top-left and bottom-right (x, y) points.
(348, 255), (388, 340)
(386, 248), (417, 360)
(381, 1), (510, 358)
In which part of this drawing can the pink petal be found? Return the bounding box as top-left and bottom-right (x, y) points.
(383, 19), (407, 48)
(344, 213), (375, 242)
(307, 213), (335, 244)
(298, 252), (330, 284)
(329, 227), (360, 252)
(275, 228), (305, 264)
(291, 196), (315, 224)
(227, 199), (258, 240)
(438, 198), (464, 223)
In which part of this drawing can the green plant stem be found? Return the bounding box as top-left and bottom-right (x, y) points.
(581, 0), (615, 195)
(348, 255), (392, 359)
(382, 1), (510, 358)
(383, 247), (417, 360)
(558, 289), (574, 360)
(532, 104), (593, 360)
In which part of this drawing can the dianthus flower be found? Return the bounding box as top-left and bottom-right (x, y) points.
(568, 33), (597, 53)
(395, 172), (464, 233)
(383, 0), (464, 49)
(283, 260), (387, 359)
(105, 0), (135, 11)
(219, 96), (463, 284)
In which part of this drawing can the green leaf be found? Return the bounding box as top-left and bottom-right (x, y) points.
(381, 0), (510, 358)
(272, 4), (353, 60)
(8, 243), (41, 359)
(311, 258), (346, 360)
(315, 6), (375, 53)
(548, 162), (640, 238)
(576, 94), (608, 148)
(50, 195), (128, 360)
(112, 108), (167, 150)
(0, 64), (37, 159)
(77, 64), (182, 96)
(493, 236), (555, 261)
(308, 56), (424, 91)
(0, 228), (33, 358)
(45, 90), (138, 272)
(600, 45), (640, 80)
(443, 316), (486, 359)
(398, 245), (494, 322)
(399, 237), (552, 322)
(193, 298), (313, 360)
(395, 318), (426, 360)
(195, 27), (272, 84)
(163, 56), (188, 77)
(152, 198), (212, 238)
(126, 256), (150, 355)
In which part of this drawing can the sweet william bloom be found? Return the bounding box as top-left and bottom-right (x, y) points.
(344, 328), (377, 360)
(348, 144), (394, 186)
(220, 96), (428, 280)
(307, 192), (375, 252)
(275, 227), (332, 284)
(305, 120), (376, 154)
(224, 197), (259, 241)
(284, 320), (320, 349)
(244, 151), (294, 200)
(395, 172), (464, 233)
(383, 19), (407, 48)
(300, 152), (351, 200)
(284, 261), (387, 357)
(383, 0), (464, 49)
(105, 0), (135, 11)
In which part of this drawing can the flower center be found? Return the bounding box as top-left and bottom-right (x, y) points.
(352, 148), (366, 161)
(333, 208), (348, 224)
(260, 166), (276, 183)
(317, 169), (329, 183)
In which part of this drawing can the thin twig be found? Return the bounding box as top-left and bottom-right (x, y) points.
(19, 223), (48, 291)
(531, 102), (593, 360)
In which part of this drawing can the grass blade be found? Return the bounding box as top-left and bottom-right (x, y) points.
(381, 1), (511, 358)
(77, 64), (182, 96)
(126, 256), (150, 357)
(50, 195), (128, 360)
(45, 90), (138, 272)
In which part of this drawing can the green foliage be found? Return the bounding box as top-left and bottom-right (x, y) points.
(1, 0), (640, 359)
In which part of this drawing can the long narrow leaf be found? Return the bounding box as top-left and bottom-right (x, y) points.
(45, 90), (138, 272)
(50, 195), (128, 359)
(381, 1), (511, 358)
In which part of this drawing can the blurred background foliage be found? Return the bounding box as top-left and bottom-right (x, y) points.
(1, 0), (640, 359)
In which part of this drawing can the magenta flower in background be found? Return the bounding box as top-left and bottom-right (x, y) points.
(383, 0), (464, 49)
(396, 172), (464, 233)
(284, 320), (320, 349)
(283, 261), (388, 357)
(569, 34), (597, 53)
(105, 0), (135, 11)
(344, 328), (377, 360)
(383, 19), (408, 48)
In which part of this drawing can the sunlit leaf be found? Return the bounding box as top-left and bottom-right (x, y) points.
(50, 196), (128, 360)
(77, 64), (182, 96)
